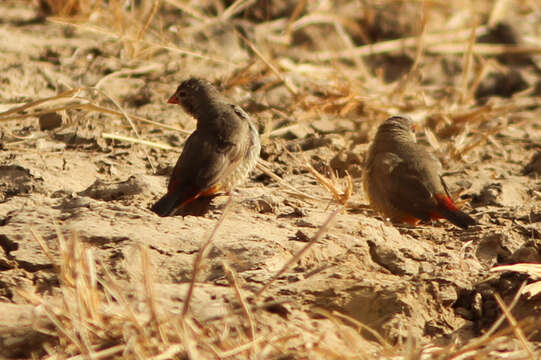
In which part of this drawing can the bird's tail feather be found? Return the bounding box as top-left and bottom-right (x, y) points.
(433, 194), (476, 229)
(151, 192), (186, 217)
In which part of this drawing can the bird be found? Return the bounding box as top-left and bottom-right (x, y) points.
(151, 78), (260, 217)
(363, 115), (476, 229)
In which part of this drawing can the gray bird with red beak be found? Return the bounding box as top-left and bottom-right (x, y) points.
(151, 78), (260, 217)
(363, 115), (476, 229)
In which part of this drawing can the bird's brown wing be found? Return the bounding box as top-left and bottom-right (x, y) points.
(168, 128), (245, 194)
(371, 151), (437, 221)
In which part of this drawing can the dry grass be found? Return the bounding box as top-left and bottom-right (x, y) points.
(18, 225), (540, 359)
(19, 207), (369, 359)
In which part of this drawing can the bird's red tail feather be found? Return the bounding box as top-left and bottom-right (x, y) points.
(431, 193), (476, 229)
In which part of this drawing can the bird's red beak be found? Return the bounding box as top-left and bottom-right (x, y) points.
(168, 94), (179, 104)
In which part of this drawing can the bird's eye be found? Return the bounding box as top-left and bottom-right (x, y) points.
(178, 90), (187, 97)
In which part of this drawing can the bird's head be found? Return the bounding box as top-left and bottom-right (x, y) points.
(168, 78), (222, 117)
(377, 115), (417, 143)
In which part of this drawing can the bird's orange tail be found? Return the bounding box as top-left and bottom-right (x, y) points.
(431, 194), (476, 229)
(151, 185), (221, 217)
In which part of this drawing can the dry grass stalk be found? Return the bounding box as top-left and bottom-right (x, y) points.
(222, 262), (257, 354)
(302, 26), (488, 61)
(427, 43), (541, 56)
(255, 206), (343, 298)
(256, 160), (326, 202)
(459, 17), (479, 104)
(494, 293), (535, 359)
(25, 225), (307, 359)
(102, 133), (176, 151)
(48, 10), (234, 64)
(305, 161), (353, 206)
(0, 87), (189, 133)
(164, 0), (208, 21)
(182, 196), (233, 317)
(236, 31), (299, 96)
(223, 263), (255, 331)
(140, 245), (168, 345)
(441, 282), (528, 358)
(451, 116), (532, 160)
(315, 308), (392, 351)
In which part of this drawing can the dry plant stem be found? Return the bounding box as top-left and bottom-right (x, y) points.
(135, 0), (159, 43)
(102, 133), (176, 151)
(306, 26), (487, 61)
(182, 196), (234, 317)
(256, 161), (324, 202)
(427, 43), (541, 55)
(164, 0), (209, 21)
(31, 228), (57, 267)
(445, 281), (526, 358)
(0, 88), (80, 118)
(494, 293), (535, 359)
(329, 310), (392, 350)
(98, 263), (146, 337)
(92, 87), (156, 172)
(0, 100), (189, 134)
(140, 244), (168, 344)
(47, 18), (233, 64)
(95, 64), (162, 89)
(489, 0), (512, 25)
(236, 30), (298, 96)
(491, 263), (541, 278)
(84, 102), (190, 133)
(285, 0), (307, 35)
(460, 17), (478, 104)
(149, 344), (184, 360)
(456, 117), (531, 159)
(222, 262), (258, 359)
(468, 59), (494, 100)
(255, 206), (343, 299)
(223, 262), (256, 341)
(220, 0), (256, 21)
(64, 344), (125, 360)
(305, 161), (352, 205)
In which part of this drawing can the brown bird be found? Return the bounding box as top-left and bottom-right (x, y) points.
(363, 116), (476, 229)
(151, 78), (260, 217)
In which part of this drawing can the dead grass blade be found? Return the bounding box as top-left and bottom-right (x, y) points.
(256, 160), (325, 202)
(236, 30), (299, 96)
(140, 245), (168, 344)
(302, 26), (487, 61)
(102, 133), (176, 151)
(305, 161), (353, 206)
(494, 293), (535, 359)
(223, 261), (257, 354)
(182, 196), (234, 317)
(255, 206), (343, 298)
(0, 87), (189, 133)
(460, 17), (479, 104)
(163, 0), (208, 20)
(443, 281), (527, 359)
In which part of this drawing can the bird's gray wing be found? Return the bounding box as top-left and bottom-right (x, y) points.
(170, 129), (244, 192)
(371, 151), (436, 221)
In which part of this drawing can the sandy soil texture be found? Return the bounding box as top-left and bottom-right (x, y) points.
(0, 1), (540, 358)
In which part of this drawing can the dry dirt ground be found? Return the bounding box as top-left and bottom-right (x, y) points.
(0, 1), (541, 359)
